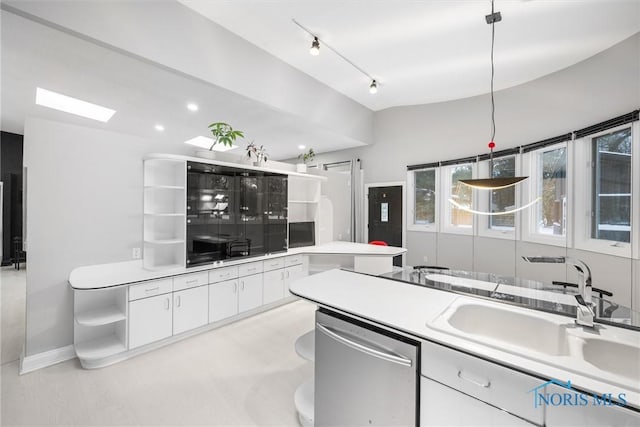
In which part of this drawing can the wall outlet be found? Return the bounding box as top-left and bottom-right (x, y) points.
(132, 247), (141, 259)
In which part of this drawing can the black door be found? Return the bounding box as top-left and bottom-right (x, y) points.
(264, 174), (288, 253)
(368, 186), (403, 267)
(238, 170), (265, 257)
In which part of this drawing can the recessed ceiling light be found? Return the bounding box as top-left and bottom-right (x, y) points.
(35, 87), (116, 122)
(309, 37), (320, 56)
(369, 80), (378, 94)
(183, 136), (238, 152)
(298, 145), (306, 150)
(187, 103), (199, 112)
(155, 124), (165, 131)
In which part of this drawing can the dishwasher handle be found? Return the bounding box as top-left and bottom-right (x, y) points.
(316, 323), (413, 367)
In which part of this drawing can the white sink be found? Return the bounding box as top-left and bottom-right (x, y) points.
(431, 298), (571, 356)
(581, 338), (640, 385)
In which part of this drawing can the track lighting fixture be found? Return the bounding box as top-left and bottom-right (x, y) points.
(293, 19), (379, 94)
(309, 37), (320, 56)
(369, 80), (378, 94)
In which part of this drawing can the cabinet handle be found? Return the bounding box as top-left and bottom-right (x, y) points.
(281, 271), (284, 280)
(241, 281), (245, 290)
(186, 279), (198, 284)
(145, 287), (159, 293)
(457, 370), (491, 388)
(165, 298), (170, 310)
(221, 272), (230, 277)
(286, 270), (290, 279)
(233, 282), (237, 293)
(176, 295), (181, 307)
(270, 263), (279, 267)
(248, 267), (256, 272)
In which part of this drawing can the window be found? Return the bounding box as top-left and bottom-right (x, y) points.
(489, 156), (516, 230)
(407, 168), (437, 231)
(591, 128), (632, 243)
(537, 146), (567, 237)
(442, 163), (474, 234)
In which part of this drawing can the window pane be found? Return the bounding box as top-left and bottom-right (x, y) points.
(490, 157), (515, 229)
(450, 164), (473, 227)
(537, 147), (567, 236)
(414, 169), (436, 224)
(592, 128), (632, 243)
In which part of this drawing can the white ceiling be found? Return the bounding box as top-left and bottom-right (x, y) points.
(180, 0), (640, 111)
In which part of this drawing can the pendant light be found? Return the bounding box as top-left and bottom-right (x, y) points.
(458, 0), (528, 191)
(309, 37), (320, 56)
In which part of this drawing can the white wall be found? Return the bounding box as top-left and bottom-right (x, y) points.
(307, 33), (640, 308)
(23, 117), (196, 356)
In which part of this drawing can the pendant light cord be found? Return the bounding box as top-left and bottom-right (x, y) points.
(490, 0), (496, 144)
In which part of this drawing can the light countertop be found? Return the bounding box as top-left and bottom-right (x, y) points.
(289, 268), (640, 409)
(69, 242), (406, 290)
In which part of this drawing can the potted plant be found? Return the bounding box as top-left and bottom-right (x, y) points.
(246, 141), (268, 166)
(296, 148), (315, 172)
(195, 122), (244, 159)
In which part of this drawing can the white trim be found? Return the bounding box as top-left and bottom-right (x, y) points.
(406, 168), (439, 233)
(364, 181), (406, 267)
(20, 345), (76, 374)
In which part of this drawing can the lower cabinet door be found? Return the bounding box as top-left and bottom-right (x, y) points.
(173, 285), (209, 335)
(209, 279), (239, 323)
(284, 263), (307, 293)
(129, 293), (173, 349)
(238, 274), (263, 313)
(420, 377), (534, 426)
(263, 269), (285, 304)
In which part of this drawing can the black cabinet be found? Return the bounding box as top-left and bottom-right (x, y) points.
(186, 162), (288, 267)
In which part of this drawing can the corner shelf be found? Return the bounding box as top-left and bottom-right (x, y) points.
(294, 379), (314, 427)
(75, 306), (126, 326)
(75, 335), (126, 361)
(295, 330), (315, 362)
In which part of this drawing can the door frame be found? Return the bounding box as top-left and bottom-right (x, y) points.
(364, 181), (406, 266)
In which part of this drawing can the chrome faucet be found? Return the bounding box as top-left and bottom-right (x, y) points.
(522, 256), (595, 327)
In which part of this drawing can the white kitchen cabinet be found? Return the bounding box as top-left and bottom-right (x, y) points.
(173, 285), (209, 335)
(420, 377), (533, 426)
(238, 274), (263, 313)
(285, 263), (307, 293)
(209, 279), (239, 323)
(545, 384), (640, 426)
(263, 269), (285, 304)
(129, 293), (173, 349)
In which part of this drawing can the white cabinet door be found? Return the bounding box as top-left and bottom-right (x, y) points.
(545, 384), (639, 426)
(238, 274), (262, 313)
(263, 269), (285, 304)
(285, 263), (308, 293)
(173, 285), (209, 335)
(209, 279), (239, 323)
(420, 377), (532, 426)
(129, 294), (172, 349)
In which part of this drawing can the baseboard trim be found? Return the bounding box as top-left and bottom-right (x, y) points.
(20, 345), (76, 374)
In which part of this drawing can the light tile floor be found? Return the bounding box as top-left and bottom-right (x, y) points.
(1, 276), (316, 426)
(1, 265), (26, 365)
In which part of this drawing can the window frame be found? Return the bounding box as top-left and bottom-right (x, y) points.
(573, 122), (639, 259)
(476, 154), (519, 240)
(521, 142), (570, 248)
(406, 167), (439, 232)
(440, 162), (476, 235)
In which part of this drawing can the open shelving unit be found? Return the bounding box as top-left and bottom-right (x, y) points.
(288, 176), (321, 225)
(294, 329), (315, 427)
(143, 158), (186, 270)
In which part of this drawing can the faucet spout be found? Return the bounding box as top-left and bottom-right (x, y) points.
(522, 256), (595, 327)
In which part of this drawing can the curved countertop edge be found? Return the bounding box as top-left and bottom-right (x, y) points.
(69, 242), (407, 290)
(289, 269), (640, 411)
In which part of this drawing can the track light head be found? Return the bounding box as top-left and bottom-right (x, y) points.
(369, 80), (378, 94)
(309, 37), (320, 56)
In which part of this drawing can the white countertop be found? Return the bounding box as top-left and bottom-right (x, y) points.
(69, 242), (406, 290)
(289, 269), (640, 409)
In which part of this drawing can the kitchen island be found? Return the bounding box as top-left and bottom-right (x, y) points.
(289, 268), (640, 426)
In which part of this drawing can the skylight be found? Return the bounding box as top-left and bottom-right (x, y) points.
(35, 88), (116, 122)
(183, 136), (238, 152)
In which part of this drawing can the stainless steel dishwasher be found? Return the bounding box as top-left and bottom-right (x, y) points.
(315, 309), (420, 426)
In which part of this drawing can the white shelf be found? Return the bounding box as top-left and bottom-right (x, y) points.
(75, 306), (126, 326)
(144, 239), (184, 245)
(144, 212), (185, 216)
(75, 335), (126, 360)
(289, 200), (319, 204)
(295, 330), (315, 362)
(144, 185), (185, 190)
(294, 379), (314, 427)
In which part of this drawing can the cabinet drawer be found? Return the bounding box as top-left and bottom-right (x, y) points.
(421, 340), (545, 425)
(285, 254), (304, 267)
(263, 258), (285, 272)
(173, 271), (208, 292)
(129, 278), (173, 301)
(209, 266), (239, 284)
(238, 261), (263, 277)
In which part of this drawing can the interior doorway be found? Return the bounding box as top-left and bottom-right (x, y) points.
(365, 182), (405, 267)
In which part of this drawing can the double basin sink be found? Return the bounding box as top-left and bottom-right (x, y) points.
(428, 297), (640, 393)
